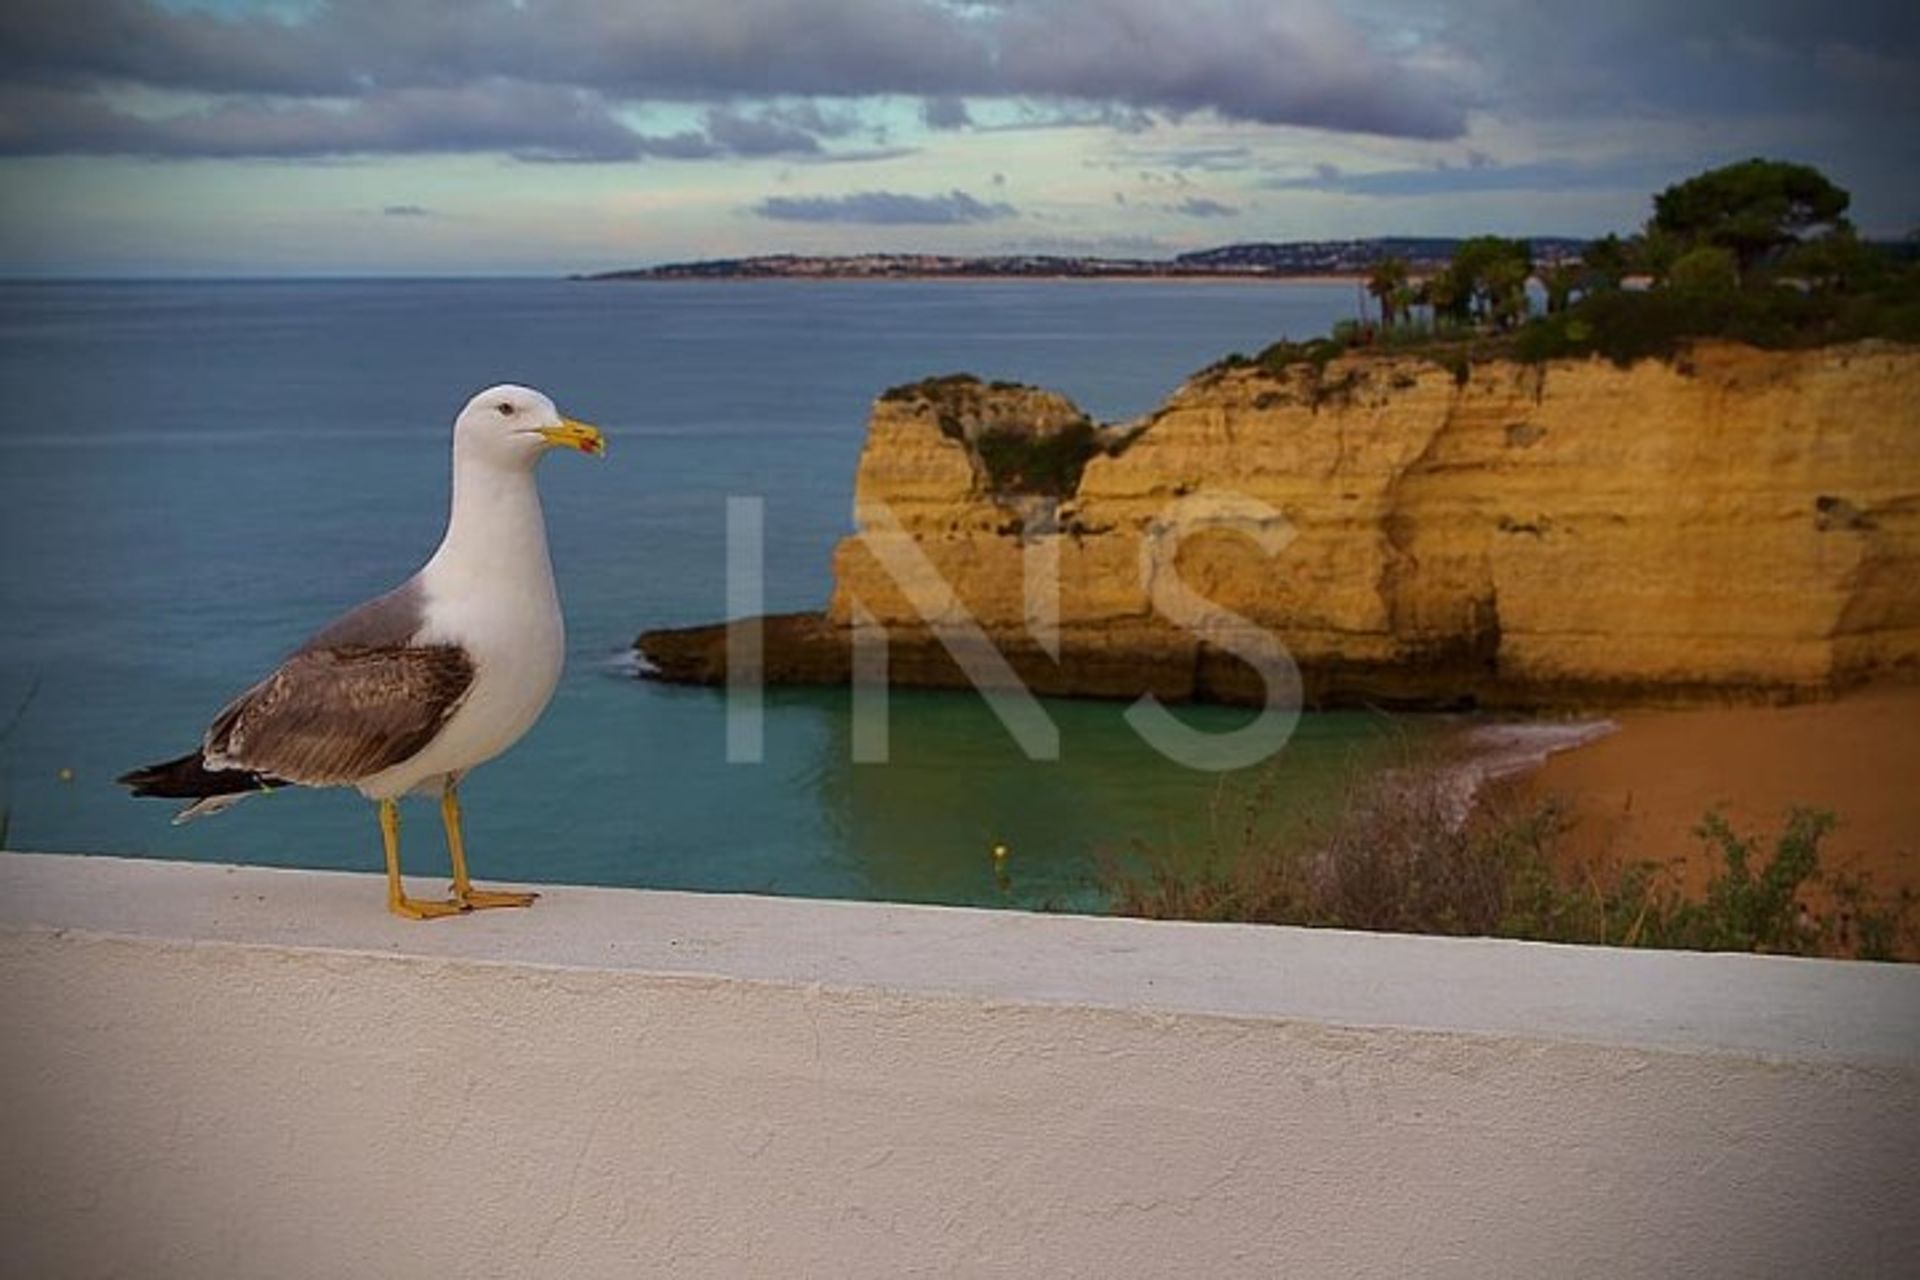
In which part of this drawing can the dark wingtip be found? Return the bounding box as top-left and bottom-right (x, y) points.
(118, 756), (185, 793)
(119, 751), (273, 800)
(118, 759), (167, 787)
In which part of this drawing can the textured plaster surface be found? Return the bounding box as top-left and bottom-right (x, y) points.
(2, 851), (1918, 1278)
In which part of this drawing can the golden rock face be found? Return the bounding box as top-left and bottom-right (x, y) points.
(827, 343), (1920, 706)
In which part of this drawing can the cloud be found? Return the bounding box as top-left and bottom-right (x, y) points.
(1263, 157), (1695, 198)
(14, 0), (1911, 174)
(0, 0), (360, 96)
(0, 0), (1476, 160)
(1430, 0), (1920, 124)
(753, 189), (1017, 225)
(703, 107), (823, 157)
(0, 80), (661, 160)
(381, 204), (430, 216)
(989, 0), (1465, 137)
(0, 81), (887, 161)
(920, 96), (971, 130)
(976, 102), (1159, 135)
(13, 1), (1920, 141)
(1169, 196), (1240, 217)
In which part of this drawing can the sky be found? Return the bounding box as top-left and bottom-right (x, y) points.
(0, 0), (1915, 276)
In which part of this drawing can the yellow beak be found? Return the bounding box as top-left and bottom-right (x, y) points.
(538, 418), (606, 457)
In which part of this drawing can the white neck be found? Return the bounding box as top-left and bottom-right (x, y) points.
(421, 451), (555, 596)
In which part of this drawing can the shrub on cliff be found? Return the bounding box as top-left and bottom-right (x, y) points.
(1102, 763), (1914, 960)
(973, 419), (1099, 498)
(1507, 273), (1920, 366)
(879, 373), (1109, 498)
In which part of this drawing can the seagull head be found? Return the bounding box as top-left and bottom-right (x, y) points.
(454, 383), (606, 469)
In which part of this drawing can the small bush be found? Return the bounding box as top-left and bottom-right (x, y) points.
(1102, 756), (1570, 938)
(1101, 759), (1914, 960)
(1658, 809), (1828, 953)
(1253, 335), (1348, 376)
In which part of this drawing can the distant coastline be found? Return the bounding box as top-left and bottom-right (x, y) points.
(576, 237), (1587, 283)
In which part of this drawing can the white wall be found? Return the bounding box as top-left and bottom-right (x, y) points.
(2, 852), (1917, 1279)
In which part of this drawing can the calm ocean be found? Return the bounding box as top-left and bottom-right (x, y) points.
(0, 277), (1429, 909)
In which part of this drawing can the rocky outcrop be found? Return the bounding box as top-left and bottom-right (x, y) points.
(638, 342), (1920, 708)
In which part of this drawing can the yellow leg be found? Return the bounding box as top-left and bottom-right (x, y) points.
(442, 782), (539, 911)
(380, 798), (466, 920)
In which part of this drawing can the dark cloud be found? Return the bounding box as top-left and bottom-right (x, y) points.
(0, 0), (1476, 159)
(920, 96), (972, 130)
(1169, 196), (1240, 218)
(381, 204), (430, 216)
(0, 81), (884, 161)
(703, 107), (822, 157)
(11, 0), (1911, 173)
(978, 102), (1160, 135)
(1434, 0), (1920, 124)
(0, 80), (653, 160)
(753, 189), (1018, 225)
(992, 0), (1465, 137)
(0, 0), (358, 95)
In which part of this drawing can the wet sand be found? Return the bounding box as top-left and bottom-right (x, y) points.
(1516, 683), (1920, 901)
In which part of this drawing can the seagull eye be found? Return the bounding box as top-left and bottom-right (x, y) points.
(497, 402), (515, 416)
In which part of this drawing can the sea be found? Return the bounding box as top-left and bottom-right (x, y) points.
(0, 277), (1442, 910)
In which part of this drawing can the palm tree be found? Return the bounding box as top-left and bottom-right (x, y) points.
(1390, 283), (1418, 332)
(1481, 257), (1530, 330)
(1424, 272), (1466, 328)
(1541, 262), (1583, 314)
(1367, 257), (1410, 328)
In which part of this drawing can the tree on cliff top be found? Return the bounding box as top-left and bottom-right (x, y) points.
(1650, 158), (1850, 281)
(1367, 256), (1410, 327)
(1580, 233), (1631, 290)
(1445, 236), (1533, 330)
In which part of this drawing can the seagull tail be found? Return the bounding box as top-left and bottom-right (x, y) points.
(117, 751), (281, 824)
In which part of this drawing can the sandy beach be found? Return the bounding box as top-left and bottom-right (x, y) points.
(1516, 682), (1920, 904)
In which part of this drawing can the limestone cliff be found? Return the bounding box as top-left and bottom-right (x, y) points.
(640, 342), (1920, 707)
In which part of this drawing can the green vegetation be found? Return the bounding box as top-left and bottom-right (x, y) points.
(1428, 235), (1534, 330)
(1650, 158), (1850, 281)
(878, 372), (990, 404)
(881, 372), (1107, 498)
(972, 419), (1100, 498)
(1201, 158), (1920, 382)
(1367, 256), (1411, 328)
(1101, 760), (1913, 961)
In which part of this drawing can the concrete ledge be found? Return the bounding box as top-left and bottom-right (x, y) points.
(3, 851), (1918, 1278)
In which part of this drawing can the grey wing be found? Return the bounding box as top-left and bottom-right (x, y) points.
(299, 578), (428, 653)
(203, 645), (475, 786)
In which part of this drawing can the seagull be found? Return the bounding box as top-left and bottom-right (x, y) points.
(119, 384), (605, 919)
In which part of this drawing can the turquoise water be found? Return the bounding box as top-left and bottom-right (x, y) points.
(0, 278), (1424, 909)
